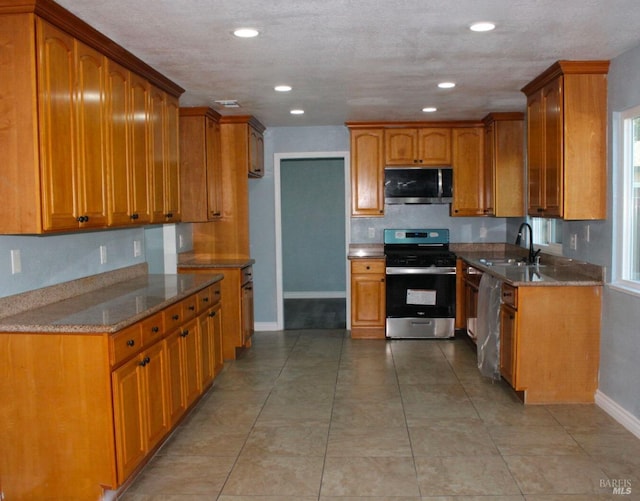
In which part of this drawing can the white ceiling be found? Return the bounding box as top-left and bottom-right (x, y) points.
(58, 0), (640, 127)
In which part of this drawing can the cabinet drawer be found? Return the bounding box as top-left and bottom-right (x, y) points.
(351, 260), (385, 274)
(141, 312), (164, 346)
(197, 283), (221, 312)
(183, 294), (198, 321)
(502, 284), (518, 308)
(110, 324), (143, 366)
(164, 302), (184, 331)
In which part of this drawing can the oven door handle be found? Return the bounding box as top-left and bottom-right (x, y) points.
(385, 267), (456, 275)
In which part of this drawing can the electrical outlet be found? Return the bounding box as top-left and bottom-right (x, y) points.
(585, 225), (591, 243)
(133, 240), (142, 257)
(100, 245), (107, 264)
(570, 233), (578, 250)
(178, 234), (184, 249)
(10, 249), (21, 274)
(368, 227), (375, 239)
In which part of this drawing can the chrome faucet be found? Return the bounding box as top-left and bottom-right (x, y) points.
(515, 222), (541, 264)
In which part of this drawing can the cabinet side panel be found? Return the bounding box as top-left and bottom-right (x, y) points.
(179, 115), (208, 221)
(516, 287), (601, 403)
(563, 73), (608, 220)
(0, 14), (42, 233)
(0, 332), (116, 499)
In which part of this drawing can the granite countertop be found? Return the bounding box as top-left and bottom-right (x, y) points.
(0, 273), (223, 334)
(178, 252), (255, 269)
(348, 242), (604, 286)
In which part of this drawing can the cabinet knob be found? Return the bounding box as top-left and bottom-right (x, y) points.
(209, 311), (216, 318)
(76, 215), (89, 223)
(139, 356), (151, 367)
(203, 297), (209, 303)
(130, 213), (139, 220)
(537, 208), (544, 212)
(151, 326), (160, 333)
(366, 265), (370, 270)
(188, 305), (195, 311)
(212, 211), (221, 217)
(180, 329), (189, 337)
(165, 212), (173, 218)
(172, 314), (180, 321)
(126, 339), (135, 347)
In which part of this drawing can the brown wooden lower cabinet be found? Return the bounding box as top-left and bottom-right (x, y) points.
(350, 258), (386, 339)
(498, 283), (602, 404)
(0, 281), (223, 500)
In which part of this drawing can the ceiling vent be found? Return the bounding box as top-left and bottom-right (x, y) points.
(214, 99), (241, 108)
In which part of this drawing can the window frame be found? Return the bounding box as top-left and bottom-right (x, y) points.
(612, 105), (640, 296)
(531, 217), (563, 256)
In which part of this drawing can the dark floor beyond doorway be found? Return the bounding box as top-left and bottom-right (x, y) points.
(284, 298), (346, 329)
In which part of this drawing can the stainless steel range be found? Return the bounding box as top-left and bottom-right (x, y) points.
(384, 229), (457, 339)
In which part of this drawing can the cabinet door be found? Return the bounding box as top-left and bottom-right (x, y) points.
(206, 116), (223, 219)
(106, 60), (132, 226)
(384, 129), (418, 165)
(181, 319), (201, 408)
(241, 283), (254, 346)
(248, 125), (264, 177)
(112, 357), (146, 481)
(75, 41), (108, 228)
(149, 86), (166, 224)
(164, 94), (181, 221)
(527, 90), (545, 215)
(542, 78), (563, 217)
(129, 72), (151, 223)
(499, 304), (517, 387)
(142, 342), (170, 451)
(483, 123), (495, 216)
(351, 273), (385, 328)
(417, 128), (451, 165)
(351, 129), (385, 216)
(211, 303), (224, 376)
(197, 311), (215, 390)
(492, 118), (524, 217)
(36, 20), (78, 231)
(165, 330), (186, 424)
(451, 127), (485, 216)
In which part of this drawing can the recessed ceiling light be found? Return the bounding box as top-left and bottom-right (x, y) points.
(470, 22), (496, 32)
(275, 85), (292, 92)
(422, 107), (437, 113)
(233, 28), (259, 38)
(438, 82), (456, 89)
(290, 109), (304, 115)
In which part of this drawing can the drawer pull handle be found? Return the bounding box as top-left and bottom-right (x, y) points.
(126, 339), (135, 347)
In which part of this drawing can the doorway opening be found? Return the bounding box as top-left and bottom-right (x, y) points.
(274, 152), (350, 330)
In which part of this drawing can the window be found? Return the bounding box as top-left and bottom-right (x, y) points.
(616, 106), (640, 290)
(531, 217), (563, 255)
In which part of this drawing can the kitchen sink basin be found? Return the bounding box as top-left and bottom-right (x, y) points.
(477, 258), (546, 268)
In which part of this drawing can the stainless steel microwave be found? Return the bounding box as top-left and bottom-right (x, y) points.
(384, 167), (453, 204)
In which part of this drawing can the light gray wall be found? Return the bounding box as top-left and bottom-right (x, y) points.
(0, 228), (146, 298)
(281, 158), (345, 294)
(249, 126), (350, 322)
(595, 43), (640, 420)
(249, 125), (512, 324)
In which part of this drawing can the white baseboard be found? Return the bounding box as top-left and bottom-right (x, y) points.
(254, 321), (280, 331)
(595, 390), (640, 439)
(283, 291), (346, 299)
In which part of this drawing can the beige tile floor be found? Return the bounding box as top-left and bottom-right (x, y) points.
(121, 330), (640, 500)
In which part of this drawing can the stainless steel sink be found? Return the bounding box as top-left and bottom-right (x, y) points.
(477, 258), (546, 268)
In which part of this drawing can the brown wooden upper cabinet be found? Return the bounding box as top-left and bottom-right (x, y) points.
(483, 113), (525, 217)
(0, 1), (183, 234)
(349, 128), (385, 216)
(450, 127), (486, 216)
(179, 107), (223, 222)
(248, 124), (265, 177)
(384, 128), (452, 166)
(521, 60), (609, 220)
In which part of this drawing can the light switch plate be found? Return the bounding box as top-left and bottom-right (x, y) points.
(100, 245), (107, 264)
(133, 240), (142, 257)
(10, 249), (21, 274)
